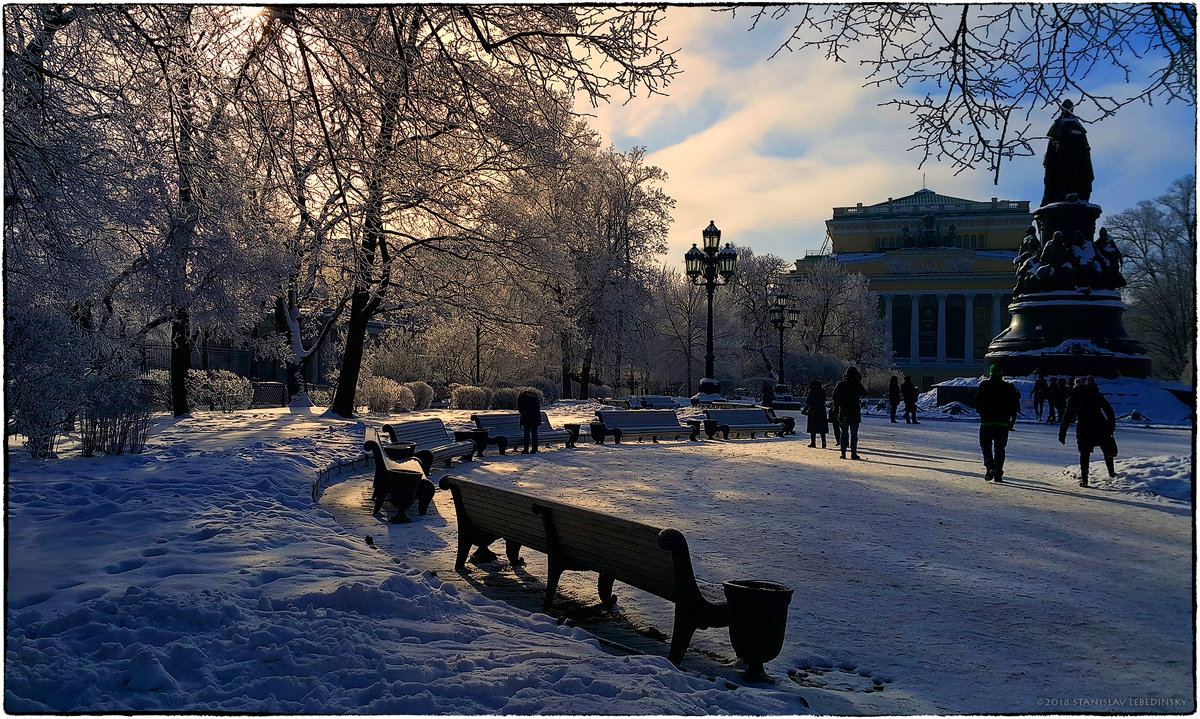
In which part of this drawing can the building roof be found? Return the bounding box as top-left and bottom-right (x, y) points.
(830, 188), (1030, 219)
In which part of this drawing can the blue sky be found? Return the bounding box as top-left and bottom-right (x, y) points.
(586, 6), (1198, 268)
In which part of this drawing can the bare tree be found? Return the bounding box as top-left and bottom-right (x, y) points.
(1105, 175), (1196, 380)
(791, 258), (890, 369)
(649, 265), (705, 395)
(730, 4), (1196, 181)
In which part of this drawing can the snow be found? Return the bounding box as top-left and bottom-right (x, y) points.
(6, 393), (1194, 714)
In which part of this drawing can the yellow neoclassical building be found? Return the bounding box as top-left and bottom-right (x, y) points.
(797, 188), (1034, 388)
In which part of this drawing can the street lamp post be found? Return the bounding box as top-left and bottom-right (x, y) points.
(768, 288), (801, 388)
(685, 220), (737, 398)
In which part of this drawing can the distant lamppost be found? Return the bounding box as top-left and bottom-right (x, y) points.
(768, 288), (801, 386)
(685, 220), (738, 397)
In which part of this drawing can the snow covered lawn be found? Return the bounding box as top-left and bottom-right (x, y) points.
(6, 403), (1193, 714)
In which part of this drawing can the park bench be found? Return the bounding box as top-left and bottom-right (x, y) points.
(637, 395), (679, 409)
(589, 409), (700, 444)
(437, 474), (729, 667)
(703, 407), (792, 440)
(382, 418), (476, 474)
(470, 411), (582, 453)
(363, 427), (436, 523)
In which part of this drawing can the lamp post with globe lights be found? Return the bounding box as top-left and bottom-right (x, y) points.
(768, 288), (801, 391)
(685, 220), (737, 400)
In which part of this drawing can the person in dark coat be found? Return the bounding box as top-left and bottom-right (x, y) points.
(517, 388), (542, 454)
(1032, 375), (1049, 421)
(803, 380), (829, 448)
(974, 365), (1021, 482)
(888, 376), (901, 423)
(1052, 377), (1070, 423)
(900, 376), (920, 424)
(831, 367), (867, 460)
(762, 381), (775, 409)
(1059, 379), (1116, 487)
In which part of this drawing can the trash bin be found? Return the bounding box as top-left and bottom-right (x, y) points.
(723, 579), (794, 683)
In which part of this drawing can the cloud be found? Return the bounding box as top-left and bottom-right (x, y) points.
(584, 7), (1197, 267)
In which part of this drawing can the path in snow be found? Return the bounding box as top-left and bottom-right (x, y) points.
(322, 411), (1193, 714)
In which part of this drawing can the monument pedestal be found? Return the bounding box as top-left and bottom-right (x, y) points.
(986, 290), (1151, 378)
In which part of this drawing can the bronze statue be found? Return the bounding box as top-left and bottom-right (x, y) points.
(1041, 100), (1094, 207)
(1093, 227), (1127, 290)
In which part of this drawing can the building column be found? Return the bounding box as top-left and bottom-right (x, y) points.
(883, 294), (894, 351)
(964, 293), (975, 362)
(909, 293), (921, 360)
(936, 293), (947, 362)
(991, 293), (1003, 336)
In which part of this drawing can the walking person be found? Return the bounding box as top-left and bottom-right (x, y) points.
(900, 375), (920, 424)
(1058, 378), (1117, 487)
(974, 365), (1021, 482)
(888, 376), (901, 423)
(803, 380), (829, 448)
(1032, 375), (1049, 421)
(1053, 377), (1070, 423)
(517, 388), (542, 454)
(761, 380), (775, 409)
(832, 366), (867, 460)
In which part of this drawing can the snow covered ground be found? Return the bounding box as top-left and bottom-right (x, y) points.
(5, 389), (1194, 714)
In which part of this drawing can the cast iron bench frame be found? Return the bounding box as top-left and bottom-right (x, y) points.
(703, 407), (792, 440)
(589, 409), (699, 444)
(469, 411), (581, 453)
(437, 474), (729, 667)
(382, 419), (476, 474)
(363, 427), (436, 522)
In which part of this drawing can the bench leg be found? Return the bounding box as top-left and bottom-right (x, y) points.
(416, 479), (435, 515)
(543, 556), (566, 612)
(454, 534), (472, 571)
(668, 612), (700, 667)
(496, 437), (509, 455)
(505, 541), (525, 566)
(597, 574), (616, 608)
(416, 451), (433, 475)
(611, 429), (622, 445)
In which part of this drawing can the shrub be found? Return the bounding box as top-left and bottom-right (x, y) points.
(491, 387), (520, 409)
(207, 370), (253, 412)
(404, 381), (434, 410)
(450, 385), (489, 410)
(138, 369), (214, 413)
(357, 372), (409, 413)
(80, 372), (153, 457)
(530, 377), (560, 404)
(307, 387), (334, 408)
(393, 384), (416, 412)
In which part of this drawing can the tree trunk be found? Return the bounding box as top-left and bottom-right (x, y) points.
(579, 344), (594, 400)
(560, 330), (573, 399)
(274, 297), (303, 399)
(170, 309), (192, 417)
(330, 289), (369, 417)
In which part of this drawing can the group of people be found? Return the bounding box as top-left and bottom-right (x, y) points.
(794, 364), (1119, 487)
(887, 375), (921, 424)
(1031, 375), (1073, 422)
(801, 367), (868, 460)
(974, 367), (1117, 487)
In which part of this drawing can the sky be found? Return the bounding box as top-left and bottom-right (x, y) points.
(584, 6), (1199, 268)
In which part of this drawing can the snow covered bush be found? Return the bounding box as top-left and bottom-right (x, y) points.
(451, 385), (489, 410)
(491, 387), (520, 409)
(5, 313), (93, 458)
(404, 381), (434, 410)
(392, 385), (416, 412)
(79, 371), (153, 456)
(307, 387), (334, 407)
(206, 370), (254, 413)
(356, 373), (409, 413)
(530, 377), (560, 404)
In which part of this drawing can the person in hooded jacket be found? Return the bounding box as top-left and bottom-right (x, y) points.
(973, 365), (1021, 482)
(900, 375), (920, 424)
(803, 380), (829, 448)
(831, 366), (867, 460)
(517, 388), (542, 454)
(1032, 375), (1049, 421)
(887, 376), (901, 423)
(1059, 379), (1116, 487)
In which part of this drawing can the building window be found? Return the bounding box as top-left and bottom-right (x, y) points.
(946, 295), (966, 359)
(919, 294), (938, 358)
(892, 295), (912, 358)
